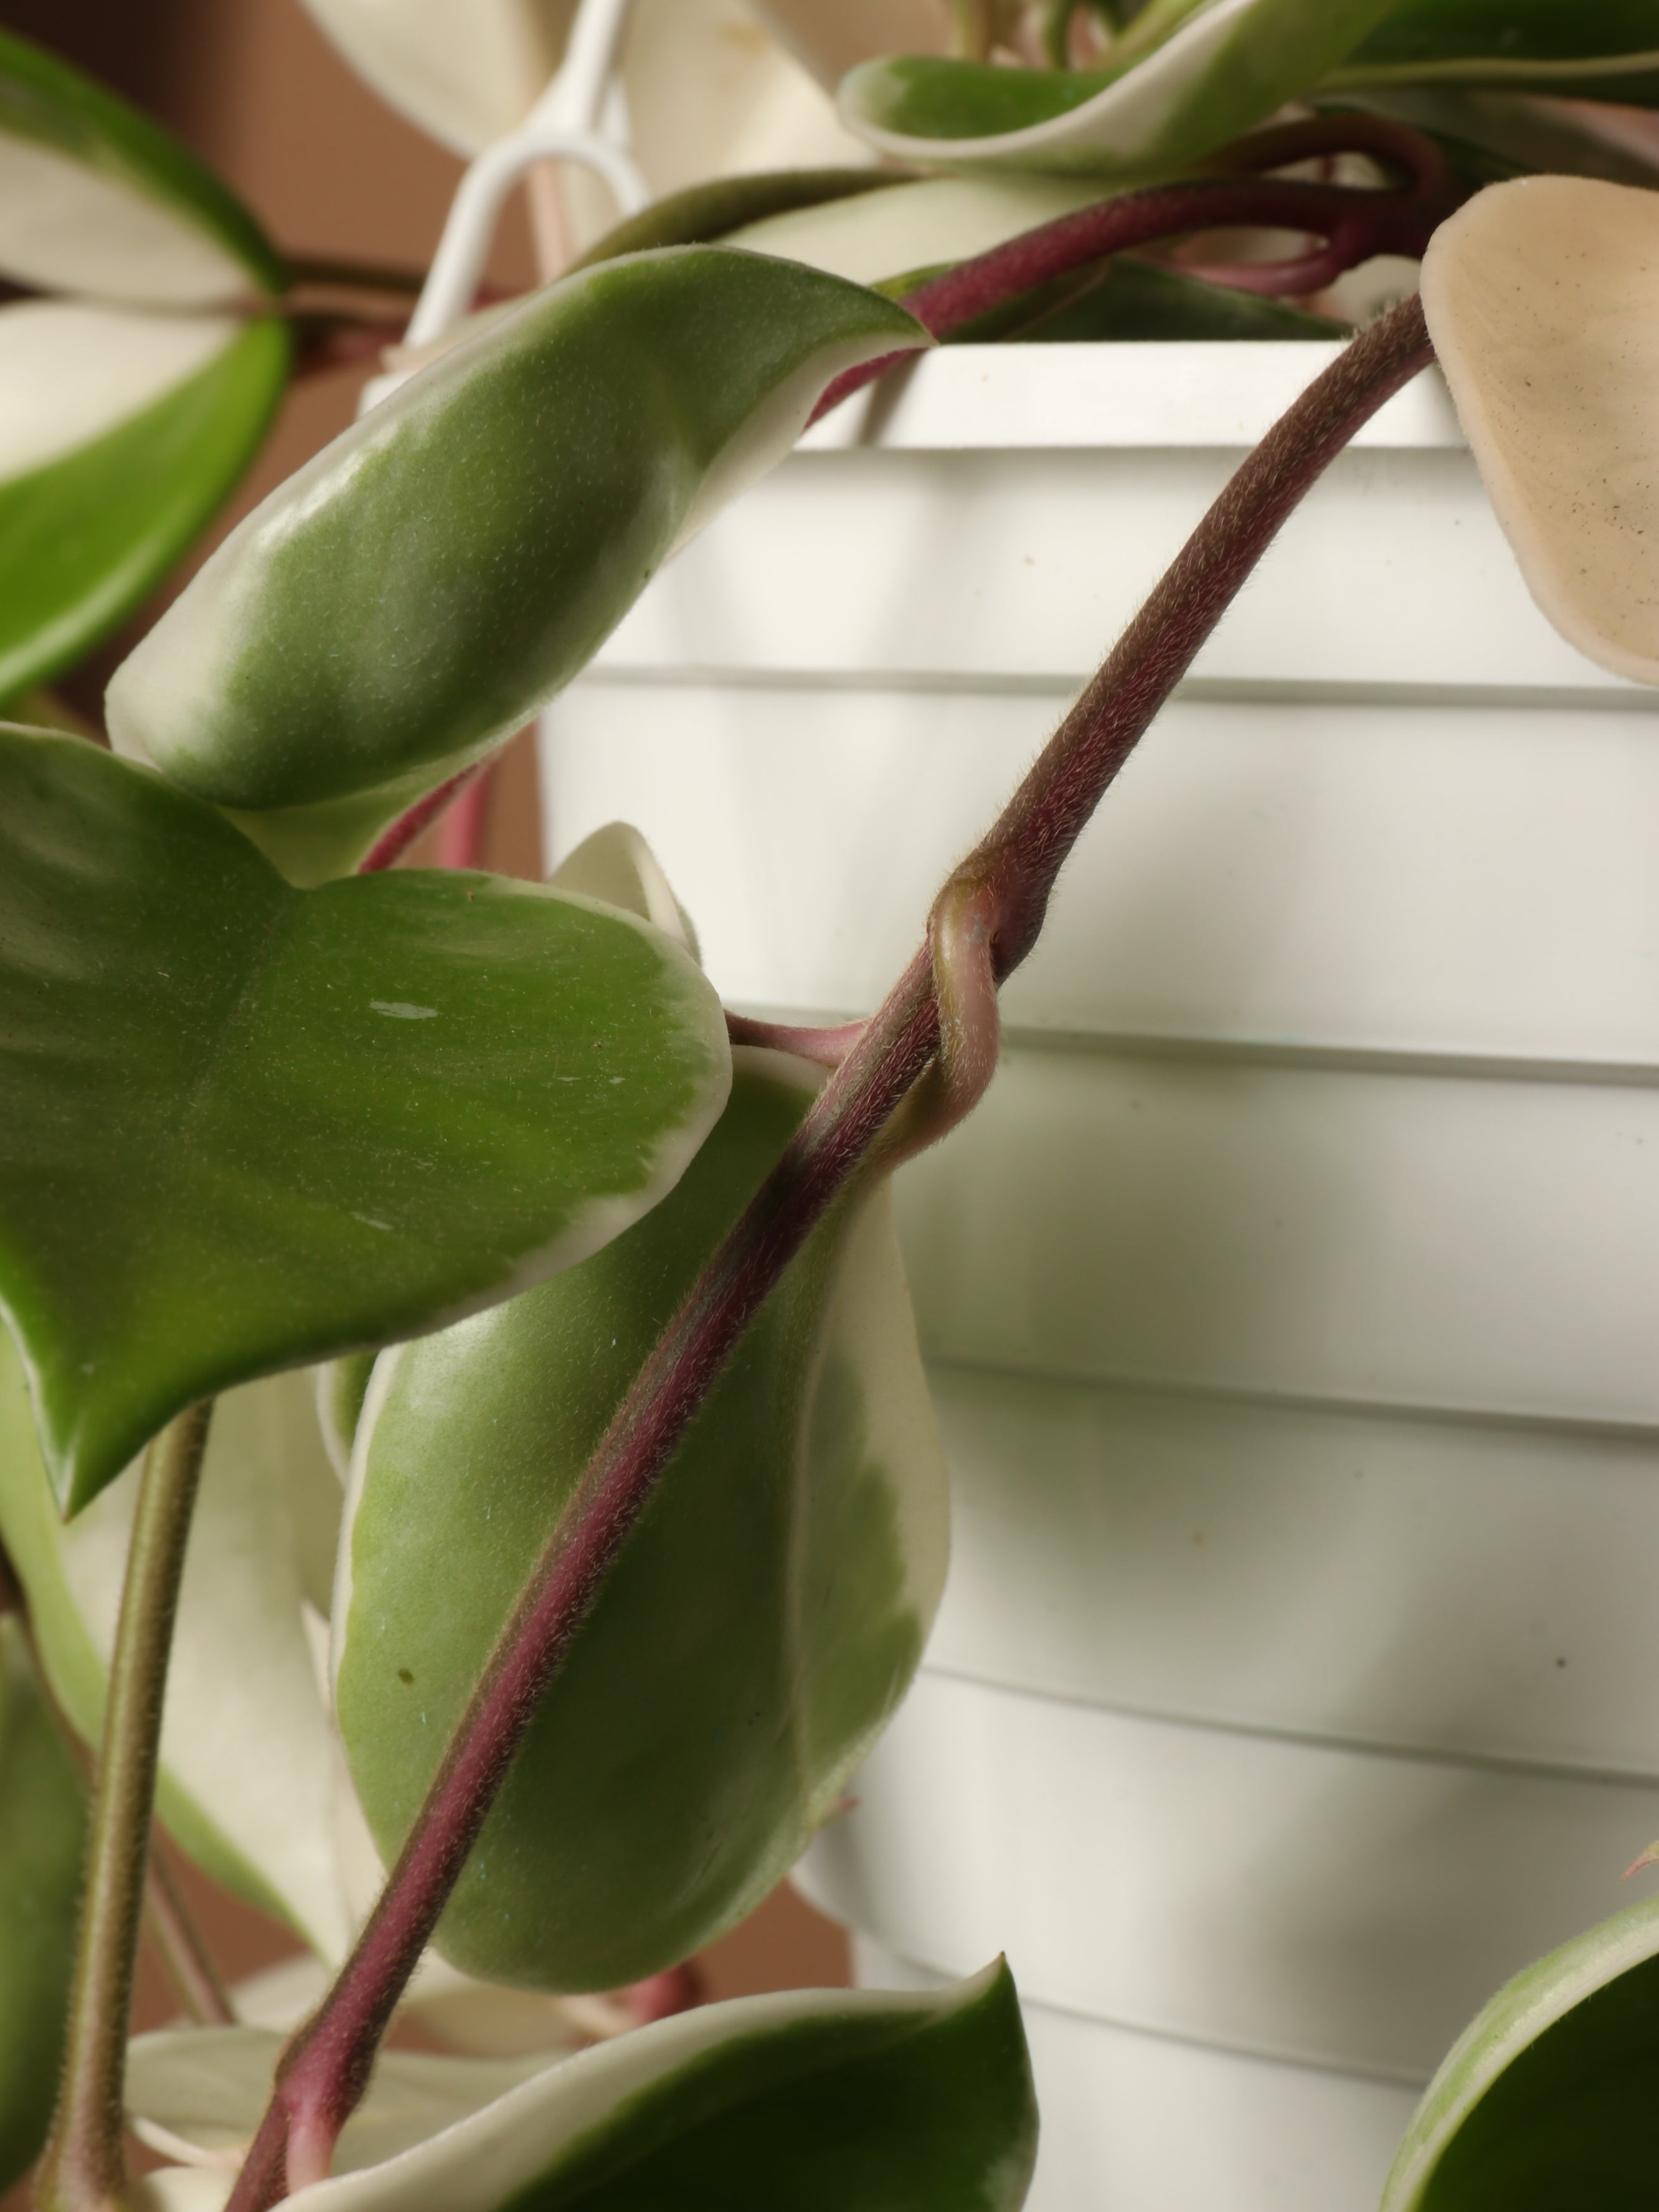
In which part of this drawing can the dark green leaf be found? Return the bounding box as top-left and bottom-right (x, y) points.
(128, 1964), (1037, 2212)
(1382, 1895), (1659, 2211)
(338, 1053), (947, 1992)
(0, 727), (729, 1513)
(106, 250), (927, 884)
(0, 27), (285, 300)
(0, 1615), (85, 2196)
(0, 311), (290, 707)
(956, 254), (1350, 341)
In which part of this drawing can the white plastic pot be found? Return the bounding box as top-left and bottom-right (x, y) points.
(540, 341), (1659, 2211)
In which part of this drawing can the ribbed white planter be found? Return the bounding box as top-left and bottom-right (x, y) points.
(541, 343), (1659, 2212)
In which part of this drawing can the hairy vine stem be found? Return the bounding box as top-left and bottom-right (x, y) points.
(37, 1402), (215, 2212)
(814, 156), (1455, 421)
(225, 293), (1434, 2212)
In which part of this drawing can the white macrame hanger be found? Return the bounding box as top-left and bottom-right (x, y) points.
(364, 0), (646, 405)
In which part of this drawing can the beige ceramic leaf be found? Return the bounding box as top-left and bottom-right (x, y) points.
(1420, 174), (1659, 687)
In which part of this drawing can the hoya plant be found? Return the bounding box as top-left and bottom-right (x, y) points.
(6, 6), (1659, 2212)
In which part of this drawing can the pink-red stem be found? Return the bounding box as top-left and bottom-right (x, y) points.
(812, 169), (1452, 423)
(227, 294), (1432, 2212)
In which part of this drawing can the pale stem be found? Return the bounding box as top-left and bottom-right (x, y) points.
(35, 1403), (215, 2212)
(225, 295), (1432, 2212)
(145, 1849), (236, 2030)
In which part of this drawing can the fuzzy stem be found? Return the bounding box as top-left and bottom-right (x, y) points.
(813, 173), (1450, 423)
(145, 1850), (236, 2029)
(226, 297), (1432, 2212)
(36, 1404), (214, 2212)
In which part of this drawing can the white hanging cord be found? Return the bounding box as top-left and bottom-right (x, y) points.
(400, 0), (646, 354)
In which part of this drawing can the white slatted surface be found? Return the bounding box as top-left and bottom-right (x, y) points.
(542, 341), (1659, 2211)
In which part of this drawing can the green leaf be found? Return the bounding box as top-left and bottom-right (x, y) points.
(570, 169), (903, 272)
(0, 1333), (351, 1952)
(0, 727), (730, 1512)
(1381, 1893), (1659, 2210)
(0, 1615), (85, 2196)
(338, 1049), (947, 1992)
(296, 0), (577, 158)
(718, 172), (1123, 286)
(0, 27), (285, 301)
(105, 250), (928, 885)
(1315, 87), (1659, 190)
(838, 0), (1402, 176)
(0, 305), (290, 706)
(134, 1963), (1036, 2212)
(1331, 0), (1659, 102)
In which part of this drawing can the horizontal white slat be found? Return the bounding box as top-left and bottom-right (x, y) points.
(894, 1049), (1659, 1425)
(798, 1671), (1659, 2081)
(798, 343), (1463, 454)
(849, 1937), (1420, 2212)
(596, 443), (1621, 691)
(925, 1366), (1659, 1777)
(541, 688), (1659, 1064)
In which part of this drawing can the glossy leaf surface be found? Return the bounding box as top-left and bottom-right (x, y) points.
(1382, 1894), (1659, 2210)
(0, 727), (729, 1510)
(1334, 0), (1659, 100)
(106, 250), (926, 883)
(839, 0), (1400, 175)
(0, 1332), (351, 1952)
(0, 1616), (85, 2196)
(338, 1051), (948, 1992)
(1420, 175), (1659, 687)
(136, 1964), (1035, 2212)
(0, 28), (283, 301)
(0, 306), (289, 706)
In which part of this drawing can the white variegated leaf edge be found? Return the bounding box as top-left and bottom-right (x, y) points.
(104, 258), (927, 881)
(841, 0), (1261, 170)
(723, 172), (1117, 285)
(126, 2026), (560, 2175)
(548, 821), (699, 958)
(0, 301), (242, 484)
(133, 1966), (1012, 2212)
(0, 1358), (353, 1959)
(0, 131), (254, 306)
(1380, 1891), (1659, 2209)
(800, 1162), (950, 1833)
